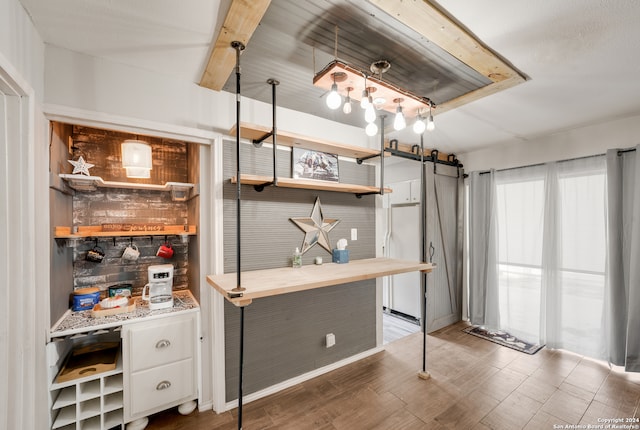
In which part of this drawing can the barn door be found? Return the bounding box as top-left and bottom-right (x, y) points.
(423, 162), (463, 332)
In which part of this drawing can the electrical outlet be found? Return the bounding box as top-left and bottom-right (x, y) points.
(326, 333), (335, 348)
(351, 228), (357, 241)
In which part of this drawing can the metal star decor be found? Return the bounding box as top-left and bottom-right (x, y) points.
(68, 156), (95, 176)
(290, 197), (340, 254)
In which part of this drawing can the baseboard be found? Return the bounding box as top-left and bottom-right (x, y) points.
(383, 306), (420, 325)
(223, 346), (385, 411)
(198, 400), (213, 412)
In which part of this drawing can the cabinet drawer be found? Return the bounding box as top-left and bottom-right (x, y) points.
(129, 358), (195, 417)
(127, 314), (195, 372)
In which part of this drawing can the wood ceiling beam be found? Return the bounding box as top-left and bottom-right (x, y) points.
(199, 0), (272, 91)
(369, 0), (527, 113)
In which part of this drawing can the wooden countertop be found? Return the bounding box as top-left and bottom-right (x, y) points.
(206, 257), (434, 306)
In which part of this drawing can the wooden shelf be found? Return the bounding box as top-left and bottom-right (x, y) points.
(59, 174), (194, 201)
(54, 225), (196, 239)
(230, 122), (387, 160)
(231, 174), (391, 195)
(207, 257), (434, 306)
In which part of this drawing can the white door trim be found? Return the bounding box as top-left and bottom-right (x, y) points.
(43, 103), (219, 145)
(0, 51), (48, 430)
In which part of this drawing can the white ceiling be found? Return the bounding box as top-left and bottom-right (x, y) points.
(19, 0), (640, 155)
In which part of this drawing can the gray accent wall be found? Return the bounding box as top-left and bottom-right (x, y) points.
(223, 140), (378, 400)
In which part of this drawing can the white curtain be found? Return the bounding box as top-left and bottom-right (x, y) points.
(468, 156), (607, 359)
(467, 171), (500, 328)
(494, 164), (546, 343)
(605, 145), (640, 371)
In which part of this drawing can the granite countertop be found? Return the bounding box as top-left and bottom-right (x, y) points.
(50, 289), (199, 338)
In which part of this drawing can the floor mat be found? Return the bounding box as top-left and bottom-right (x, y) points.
(462, 325), (544, 355)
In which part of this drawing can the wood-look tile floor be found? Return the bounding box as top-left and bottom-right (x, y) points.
(146, 321), (640, 429)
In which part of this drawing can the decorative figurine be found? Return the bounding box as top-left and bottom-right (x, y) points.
(67, 156), (95, 176)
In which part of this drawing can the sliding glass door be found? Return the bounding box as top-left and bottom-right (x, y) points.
(475, 157), (607, 359)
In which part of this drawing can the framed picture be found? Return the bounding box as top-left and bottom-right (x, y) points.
(292, 148), (339, 182)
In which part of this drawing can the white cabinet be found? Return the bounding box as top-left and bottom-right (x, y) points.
(48, 293), (199, 430)
(122, 312), (198, 428)
(388, 179), (421, 205)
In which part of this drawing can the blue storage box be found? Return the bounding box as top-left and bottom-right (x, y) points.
(72, 290), (101, 311)
(332, 249), (350, 264)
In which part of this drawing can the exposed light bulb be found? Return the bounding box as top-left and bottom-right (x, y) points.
(343, 95), (352, 114)
(365, 122), (378, 136)
(364, 103), (376, 123)
(326, 83), (341, 109)
(426, 114), (435, 131)
(413, 116), (426, 134)
(393, 105), (406, 131)
(360, 89), (369, 108)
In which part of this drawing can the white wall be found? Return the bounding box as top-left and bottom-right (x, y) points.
(0, 0), (45, 98)
(460, 112), (640, 172)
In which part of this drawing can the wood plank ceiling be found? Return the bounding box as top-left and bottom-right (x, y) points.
(199, 0), (526, 129)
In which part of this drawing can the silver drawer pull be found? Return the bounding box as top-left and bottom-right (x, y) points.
(156, 381), (171, 390)
(155, 339), (171, 349)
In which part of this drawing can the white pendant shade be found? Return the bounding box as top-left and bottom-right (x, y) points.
(124, 167), (151, 178)
(121, 140), (152, 178)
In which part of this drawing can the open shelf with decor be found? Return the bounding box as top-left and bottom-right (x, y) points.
(231, 174), (391, 194)
(59, 174), (195, 201)
(54, 225), (196, 240)
(230, 122), (390, 196)
(231, 122), (388, 160)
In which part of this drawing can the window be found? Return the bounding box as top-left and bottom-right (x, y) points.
(492, 157), (606, 358)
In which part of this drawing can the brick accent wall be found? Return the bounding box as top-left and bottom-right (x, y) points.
(68, 126), (191, 297)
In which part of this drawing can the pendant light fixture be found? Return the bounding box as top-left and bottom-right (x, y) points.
(364, 99), (376, 123)
(326, 74), (342, 110)
(413, 114), (426, 134)
(121, 139), (152, 178)
(426, 103), (435, 131)
(343, 87), (353, 114)
(313, 46), (437, 135)
(393, 98), (406, 131)
(360, 76), (369, 109)
(365, 122), (378, 137)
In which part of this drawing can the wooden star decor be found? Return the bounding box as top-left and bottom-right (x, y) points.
(290, 197), (340, 254)
(68, 156), (95, 176)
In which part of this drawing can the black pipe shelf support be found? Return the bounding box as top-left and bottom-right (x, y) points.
(251, 131), (273, 148)
(356, 152), (383, 165)
(355, 190), (382, 198)
(253, 181), (275, 192)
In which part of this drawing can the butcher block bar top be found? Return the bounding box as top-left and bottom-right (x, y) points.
(207, 257), (434, 306)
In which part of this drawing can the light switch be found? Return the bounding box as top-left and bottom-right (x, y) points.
(351, 228), (357, 241)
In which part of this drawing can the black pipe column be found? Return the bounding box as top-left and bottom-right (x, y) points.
(268, 79), (279, 186)
(230, 40), (246, 430)
(418, 134), (431, 380)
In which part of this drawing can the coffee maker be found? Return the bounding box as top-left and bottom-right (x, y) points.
(142, 264), (174, 310)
